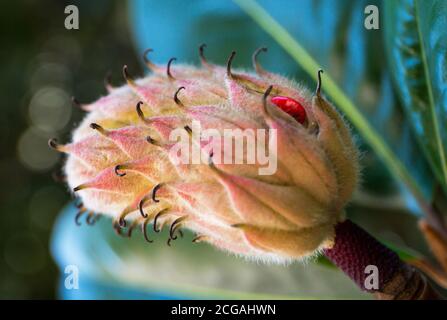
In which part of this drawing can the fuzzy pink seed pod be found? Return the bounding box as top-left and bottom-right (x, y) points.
(50, 47), (359, 263)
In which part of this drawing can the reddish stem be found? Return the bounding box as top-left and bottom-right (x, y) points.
(323, 219), (441, 300)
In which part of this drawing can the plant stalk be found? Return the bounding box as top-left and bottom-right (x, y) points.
(323, 219), (442, 299)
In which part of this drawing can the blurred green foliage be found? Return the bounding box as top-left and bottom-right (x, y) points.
(384, 0), (447, 196)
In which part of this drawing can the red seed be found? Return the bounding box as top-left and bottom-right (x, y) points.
(271, 96), (306, 124)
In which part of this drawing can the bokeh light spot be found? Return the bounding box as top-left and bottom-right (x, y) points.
(28, 86), (71, 132)
(17, 126), (60, 171)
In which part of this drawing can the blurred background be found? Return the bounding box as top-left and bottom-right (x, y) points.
(1, 0), (445, 299)
(0, 0), (140, 298)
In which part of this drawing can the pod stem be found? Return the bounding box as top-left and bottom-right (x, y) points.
(323, 219), (442, 300)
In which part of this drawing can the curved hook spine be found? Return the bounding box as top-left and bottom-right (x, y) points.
(252, 47), (268, 75)
(167, 57), (177, 80)
(173, 86), (186, 107)
(226, 51), (236, 79)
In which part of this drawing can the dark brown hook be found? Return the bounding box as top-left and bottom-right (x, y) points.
(262, 85), (274, 115)
(119, 217), (127, 228)
(48, 138), (62, 151)
(89, 123), (107, 135)
(142, 218), (153, 243)
(252, 47), (268, 75)
(153, 208), (168, 233)
(127, 221), (139, 237)
(146, 136), (160, 146)
(136, 101), (146, 122)
(226, 51), (236, 78)
(114, 165), (126, 177)
(174, 86), (186, 107)
(122, 65), (135, 85)
(143, 48), (156, 70)
(152, 183), (162, 203)
(316, 69), (324, 96)
(75, 210), (85, 226)
(153, 211), (162, 233)
(169, 217), (181, 240)
(192, 234), (206, 243)
(138, 197), (148, 218)
(199, 43), (208, 66)
(184, 125), (192, 135)
(167, 57), (177, 80)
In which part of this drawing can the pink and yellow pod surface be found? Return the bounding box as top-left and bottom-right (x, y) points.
(50, 47), (359, 263)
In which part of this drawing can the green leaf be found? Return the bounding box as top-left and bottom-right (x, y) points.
(233, 0), (434, 215)
(384, 0), (447, 195)
(347, 203), (427, 263)
(385, 243), (422, 262)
